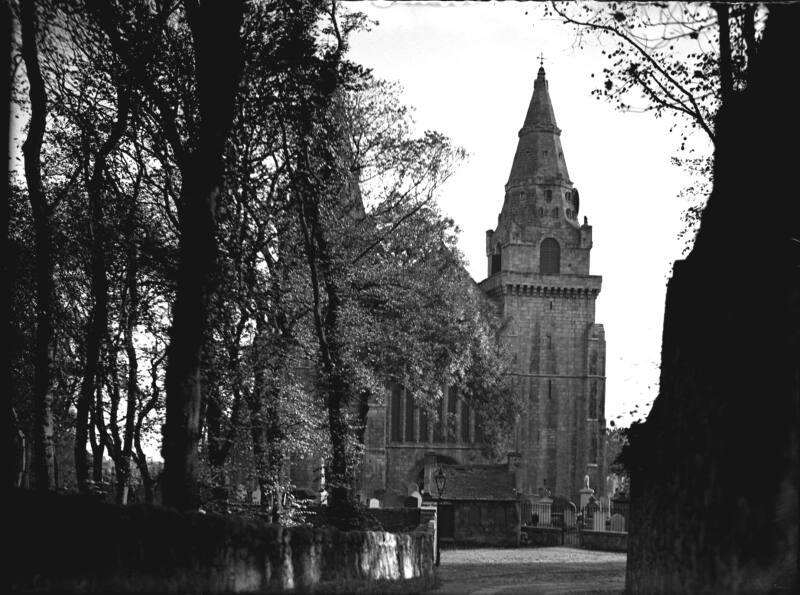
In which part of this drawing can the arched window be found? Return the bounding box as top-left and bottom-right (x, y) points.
(447, 388), (458, 441)
(540, 238), (560, 274)
(390, 385), (403, 442)
(419, 406), (429, 442)
(546, 189), (553, 202)
(537, 207), (544, 218)
(460, 400), (470, 443)
(405, 389), (415, 442)
(553, 207), (559, 217)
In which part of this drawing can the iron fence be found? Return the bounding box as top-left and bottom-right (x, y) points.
(522, 498), (630, 533)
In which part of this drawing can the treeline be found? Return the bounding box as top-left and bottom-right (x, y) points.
(8, 0), (517, 517)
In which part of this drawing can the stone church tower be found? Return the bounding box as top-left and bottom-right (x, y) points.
(343, 66), (607, 510)
(478, 65), (607, 501)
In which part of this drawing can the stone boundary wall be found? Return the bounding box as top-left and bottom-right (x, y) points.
(10, 490), (435, 594)
(580, 530), (627, 552)
(369, 507), (421, 533)
(520, 526), (562, 547)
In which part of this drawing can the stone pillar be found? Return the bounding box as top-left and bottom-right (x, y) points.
(420, 504), (438, 566)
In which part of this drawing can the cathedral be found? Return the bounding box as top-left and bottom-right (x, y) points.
(356, 65), (607, 509)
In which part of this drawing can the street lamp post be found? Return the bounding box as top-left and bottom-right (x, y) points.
(434, 466), (447, 499)
(433, 466), (446, 566)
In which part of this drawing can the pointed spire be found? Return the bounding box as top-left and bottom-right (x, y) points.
(506, 66), (571, 188)
(523, 66), (558, 130)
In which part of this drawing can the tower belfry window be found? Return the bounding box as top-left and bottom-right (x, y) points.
(540, 238), (560, 274)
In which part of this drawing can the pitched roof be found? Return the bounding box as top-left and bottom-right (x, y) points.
(438, 463), (518, 501)
(506, 67), (572, 188)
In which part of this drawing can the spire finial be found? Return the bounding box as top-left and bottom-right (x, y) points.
(537, 53), (546, 78)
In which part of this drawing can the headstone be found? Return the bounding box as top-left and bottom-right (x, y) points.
(579, 476), (595, 509)
(410, 490), (422, 507)
(368, 498), (380, 509)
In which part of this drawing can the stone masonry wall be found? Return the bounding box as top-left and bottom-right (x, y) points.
(521, 526), (563, 547)
(481, 272), (605, 502)
(580, 530), (627, 553)
(382, 445), (489, 507)
(10, 490), (436, 594)
(452, 500), (521, 547)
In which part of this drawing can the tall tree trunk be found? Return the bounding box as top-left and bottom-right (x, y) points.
(75, 87), (132, 491)
(88, 407), (104, 484)
(712, 3), (733, 105)
(3, 0), (15, 491)
(131, 351), (163, 505)
(249, 319), (285, 521)
(117, 180), (143, 505)
(133, 441), (154, 504)
(119, 231), (139, 504)
(296, 183), (353, 511)
(163, 174), (216, 510)
(161, 1), (244, 511)
(743, 4), (757, 86)
(75, 205), (108, 491)
(20, 0), (55, 491)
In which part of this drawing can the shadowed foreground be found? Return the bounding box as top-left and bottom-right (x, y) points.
(624, 2), (799, 593)
(434, 547), (626, 594)
(9, 489), (435, 594)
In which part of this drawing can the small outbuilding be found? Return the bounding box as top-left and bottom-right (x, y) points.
(428, 459), (521, 547)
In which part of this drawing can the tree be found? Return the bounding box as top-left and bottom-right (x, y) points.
(89, 0), (243, 511)
(546, 2), (767, 249)
(9, 0), (515, 518)
(154, 0), (246, 511)
(67, 3), (146, 494)
(547, 1), (766, 147)
(19, 0), (56, 491)
(279, 53), (516, 510)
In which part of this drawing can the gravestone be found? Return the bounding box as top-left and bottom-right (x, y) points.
(579, 474), (595, 509)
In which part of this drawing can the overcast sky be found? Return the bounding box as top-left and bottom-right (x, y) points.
(344, 1), (714, 427)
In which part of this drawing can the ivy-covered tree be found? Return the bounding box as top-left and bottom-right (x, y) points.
(545, 2), (767, 250)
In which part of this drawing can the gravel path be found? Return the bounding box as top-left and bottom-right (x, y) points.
(432, 547), (626, 594)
